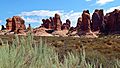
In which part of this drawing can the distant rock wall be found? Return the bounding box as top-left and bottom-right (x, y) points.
(1, 9), (120, 37)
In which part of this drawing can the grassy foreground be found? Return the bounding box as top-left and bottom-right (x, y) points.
(0, 34), (120, 68)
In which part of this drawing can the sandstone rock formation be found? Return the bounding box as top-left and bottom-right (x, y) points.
(52, 30), (68, 37)
(92, 9), (105, 32)
(3, 9), (120, 37)
(6, 18), (13, 31)
(61, 19), (71, 30)
(54, 13), (62, 30)
(104, 9), (120, 34)
(41, 19), (46, 27)
(12, 16), (26, 34)
(99, 9), (105, 32)
(92, 9), (101, 31)
(41, 14), (62, 31)
(49, 17), (54, 29)
(6, 16), (26, 34)
(45, 19), (52, 29)
(76, 17), (82, 31)
(1, 25), (5, 30)
(6, 16), (26, 33)
(66, 19), (71, 29)
(27, 24), (32, 31)
(67, 27), (77, 36)
(81, 10), (91, 32)
(33, 27), (53, 36)
(61, 23), (68, 30)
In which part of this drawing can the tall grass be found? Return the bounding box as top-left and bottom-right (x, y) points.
(0, 34), (120, 68)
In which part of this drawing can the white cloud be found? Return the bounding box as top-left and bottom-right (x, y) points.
(19, 10), (82, 27)
(105, 6), (120, 14)
(21, 17), (41, 23)
(86, 0), (91, 2)
(96, 0), (114, 5)
(0, 20), (2, 23)
(19, 10), (63, 17)
(18, 6), (120, 28)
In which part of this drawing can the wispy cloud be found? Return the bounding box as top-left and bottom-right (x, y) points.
(105, 6), (120, 14)
(21, 17), (41, 23)
(16, 5), (120, 28)
(19, 10), (63, 17)
(0, 20), (2, 23)
(85, 0), (91, 2)
(96, 0), (114, 5)
(18, 10), (82, 27)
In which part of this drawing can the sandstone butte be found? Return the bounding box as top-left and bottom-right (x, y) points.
(0, 9), (120, 38)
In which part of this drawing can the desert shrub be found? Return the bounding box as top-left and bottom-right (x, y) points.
(0, 34), (120, 68)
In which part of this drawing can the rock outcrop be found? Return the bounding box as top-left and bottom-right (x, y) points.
(92, 9), (101, 31)
(12, 16), (26, 34)
(81, 10), (91, 32)
(54, 13), (62, 30)
(2, 9), (120, 37)
(41, 14), (62, 31)
(33, 27), (53, 36)
(61, 19), (71, 30)
(6, 18), (13, 31)
(76, 17), (82, 31)
(6, 16), (26, 35)
(104, 9), (120, 34)
(27, 24), (32, 31)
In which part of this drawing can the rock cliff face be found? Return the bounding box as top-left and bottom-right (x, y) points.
(6, 16), (26, 32)
(54, 13), (62, 31)
(104, 9), (120, 34)
(41, 14), (62, 31)
(81, 10), (91, 32)
(76, 17), (82, 31)
(5, 16), (26, 35)
(61, 19), (71, 30)
(24, 9), (120, 37)
(2, 9), (120, 37)
(6, 18), (13, 31)
(92, 9), (101, 31)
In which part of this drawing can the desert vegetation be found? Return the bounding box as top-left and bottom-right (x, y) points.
(0, 34), (120, 68)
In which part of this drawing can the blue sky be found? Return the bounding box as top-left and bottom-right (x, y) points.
(0, 0), (120, 28)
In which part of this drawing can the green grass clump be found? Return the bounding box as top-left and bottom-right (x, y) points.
(0, 34), (120, 68)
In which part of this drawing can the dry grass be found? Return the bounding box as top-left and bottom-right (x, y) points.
(0, 34), (120, 68)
